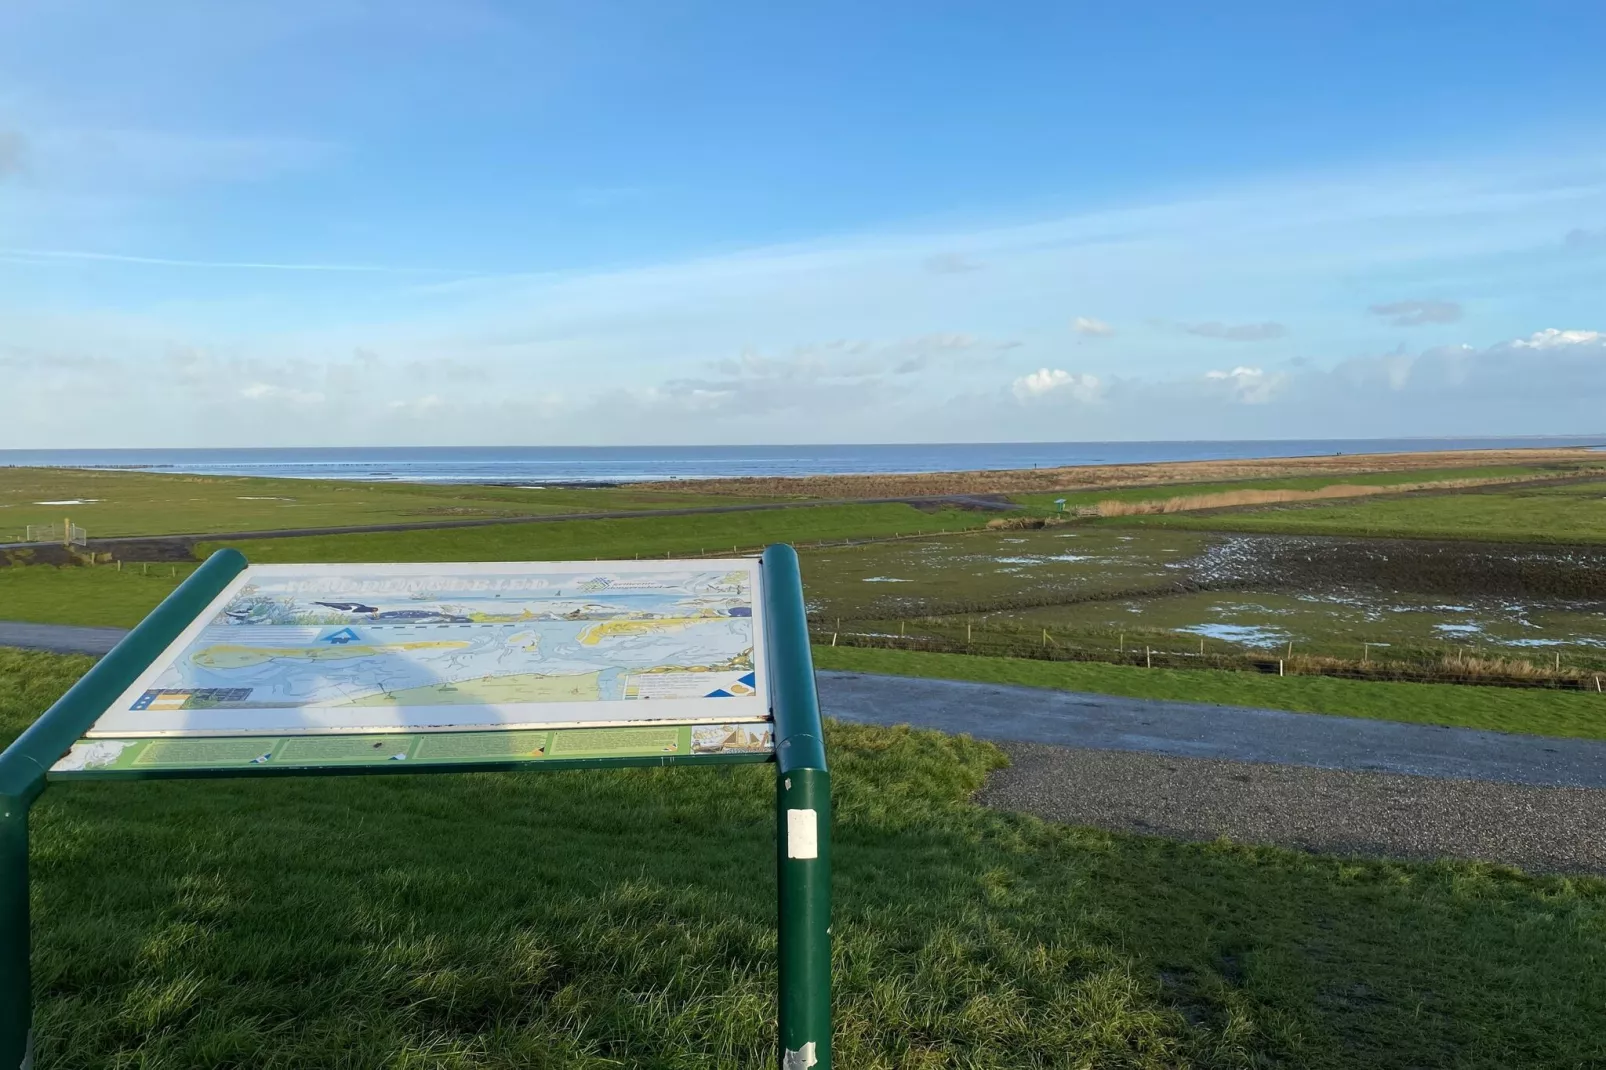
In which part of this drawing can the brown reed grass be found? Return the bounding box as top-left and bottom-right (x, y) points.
(1091, 473), (1572, 518)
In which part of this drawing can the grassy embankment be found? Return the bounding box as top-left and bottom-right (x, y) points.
(1114, 477), (1606, 543)
(0, 467), (794, 540)
(6, 649), (1605, 1068)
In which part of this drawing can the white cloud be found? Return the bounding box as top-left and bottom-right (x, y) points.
(1203, 365), (1285, 403)
(239, 382), (325, 405)
(1013, 368), (1103, 402)
(1072, 316), (1114, 337)
(1513, 328), (1604, 349)
(387, 394), (445, 414)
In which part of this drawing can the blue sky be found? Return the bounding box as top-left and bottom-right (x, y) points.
(1, 0), (1604, 447)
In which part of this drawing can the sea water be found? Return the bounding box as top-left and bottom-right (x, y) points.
(1, 437), (1600, 485)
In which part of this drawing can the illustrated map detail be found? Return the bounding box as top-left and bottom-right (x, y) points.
(92, 562), (769, 737)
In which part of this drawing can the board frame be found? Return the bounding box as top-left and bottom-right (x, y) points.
(0, 544), (832, 1070)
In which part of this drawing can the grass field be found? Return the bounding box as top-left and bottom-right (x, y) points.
(199, 502), (985, 564)
(0, 504), (986, 626)
(814, 646), (1606, 741)
(0, 563), (200, 627)
(0, 467), (789, 540)
(6, 649), (1605, 1068)
(1120, 478), (1606, 543)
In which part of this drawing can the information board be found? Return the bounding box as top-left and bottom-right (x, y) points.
(74, 559), (768, 739)
(4, 546), (830, 1070)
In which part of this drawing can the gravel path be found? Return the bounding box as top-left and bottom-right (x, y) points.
(982, 742), (1606, 873)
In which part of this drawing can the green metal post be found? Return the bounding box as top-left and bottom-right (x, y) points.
(0, 548), (248, 1070)
(761, 544), (831, 1070)
(0, 804), (28, 1070)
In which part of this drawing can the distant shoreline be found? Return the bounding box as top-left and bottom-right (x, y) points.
(1, 437), (1601, 487)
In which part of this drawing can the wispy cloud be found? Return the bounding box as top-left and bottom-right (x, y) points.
(3, 141), (1606, 446)
(924, 252), (982, 274)
(1072, 316), (1114, 337)
(1368, 299), (1462, 326)
(1565, 227), (1606, 250)
(0, 247), (479, 274)
(0, 131), (26, 179)
(1179, 320), (1287, 341)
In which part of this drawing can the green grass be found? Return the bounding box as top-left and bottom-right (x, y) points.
(200, 503), (985, 564)
(814, 645), (1606, 741)
(1117, 478), (1606, 543)
(1009, 464), (1572, 514)
(0, 467), (790, 539)
(0, 564), (197, 628)
(5, 648), (1605, 1067)
(0, 505), (987, 627)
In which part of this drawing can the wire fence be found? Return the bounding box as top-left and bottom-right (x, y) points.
(22, 522), (87, 547)
(810, 625), (1606, 693)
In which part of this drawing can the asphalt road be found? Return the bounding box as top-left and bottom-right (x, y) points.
(817, 671), (1606, 788)
(0, 621), (128, 655)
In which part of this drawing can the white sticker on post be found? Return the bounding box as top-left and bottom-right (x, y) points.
(786, 808), (819, 860)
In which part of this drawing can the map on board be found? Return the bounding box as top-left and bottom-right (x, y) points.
(87, 560), (770, 738)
